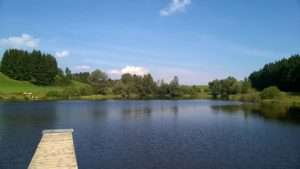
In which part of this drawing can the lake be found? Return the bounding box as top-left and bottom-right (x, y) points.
(0, 100), (300, 169)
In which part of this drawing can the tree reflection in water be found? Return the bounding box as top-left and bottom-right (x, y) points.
(211, 102), (300, 124)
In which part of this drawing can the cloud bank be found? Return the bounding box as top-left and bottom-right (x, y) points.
(160, 0), (191, 16)
(0, 34), (39, 49)
(55, 50), (70, 58)
(109, 66), (149, 76)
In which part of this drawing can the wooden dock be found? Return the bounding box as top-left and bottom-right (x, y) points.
(28, 129), (78, 169)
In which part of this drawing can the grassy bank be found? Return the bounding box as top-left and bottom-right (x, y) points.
(0, 72), (91, 100)
(0, 72), (211, 101)
(229, 91), (300, 107)
(1, 72), (300, 106)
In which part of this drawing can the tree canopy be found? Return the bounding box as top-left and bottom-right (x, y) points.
(208, 77), (245, 99)
(0, 49), (58, 85)
(249, 54), (300, 92)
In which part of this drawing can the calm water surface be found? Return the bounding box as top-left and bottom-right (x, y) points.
(0, 100), (300, 169)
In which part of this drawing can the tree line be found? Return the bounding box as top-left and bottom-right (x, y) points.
(2, 49), (298, 99)
(249, 54), (300, 92)
(70, 69), (200, 99)
(208, 77), (252, 99)
(0, 49), (204, 99)
(208, 54), (300, 100)
(0, 49), (58, 85)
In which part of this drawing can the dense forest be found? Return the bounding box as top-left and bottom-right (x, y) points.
(249, 54), (300, 92)
(0, 49), (58, 85)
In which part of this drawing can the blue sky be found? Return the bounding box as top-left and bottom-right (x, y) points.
(0, 0), (299, 84)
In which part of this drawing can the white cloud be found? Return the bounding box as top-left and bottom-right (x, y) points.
(55, 50), (70, 58)
(160, 0), (191, 16)
(151, 66), (222, 85)
(0, 34), (39, 49)
(75, 65), (91, 71)
(109, 65), (149, 76)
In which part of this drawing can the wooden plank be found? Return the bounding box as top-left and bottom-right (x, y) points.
(28, 129), (78, 169)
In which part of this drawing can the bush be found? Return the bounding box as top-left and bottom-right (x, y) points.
(240, 92), (261, 102)
(8, 96), (17, 101)
(260, 86), (282, 100)
(62, 87), (80, 98)
(78, 86), (94, 96)
(54, 75), (71, 86)
(46, 90), (61, 97)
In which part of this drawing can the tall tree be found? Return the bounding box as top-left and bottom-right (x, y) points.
(65, 67), (72, 81)
(249, 54), (300, 92)
(0, 49), (58, 85)
(88, 69), (108, 94)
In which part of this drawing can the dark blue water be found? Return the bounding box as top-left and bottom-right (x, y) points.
(0, 100), (300, 169)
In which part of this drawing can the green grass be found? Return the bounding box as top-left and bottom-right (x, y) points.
(0, 72), (90, 98)
(229, 90), (300, 108)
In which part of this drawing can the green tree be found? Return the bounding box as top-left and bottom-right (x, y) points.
(72, 72), (90, 83)
(169, 76), (182, 97)
(241, 78), (252, 93)
(88, 69), (108, 94)
(65, 67), (72, 81)
(260, 86), (282, 100)
(249, 54), (300, 92)
(208, 77), (241, 99)
(209, 79), (221, 98)
(142, 74), (157, 97)
(0, 49), (58, 85)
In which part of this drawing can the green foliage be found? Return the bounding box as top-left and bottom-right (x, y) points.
(0, 72), (59, 94)
(46, 90), (61, 97)
(208, 76), (242, 99)
(111, 73), (158, 98)
(88, 69), (108, 94)
(155, 76), (185, 99)
(78, 86), (94, 96)
(169, 76), (182, 97)
(0, 72), (92, 99)
(241, 78), (252, 94)
(54, 75), (71, 86)
(208, 79), (221, 98)
(142, 74), (157, 96)
(260, 86), (282, 100)
(65, 67), (72, 81)
(46, 86), (94, 99)
(62, 87), (81, 98)
(110, 74), (187, 99)
(0, 49), (58, 85)
(230, 92), (261, 102)
(72, 72), (90, 83)
(249, 54), (300, 92)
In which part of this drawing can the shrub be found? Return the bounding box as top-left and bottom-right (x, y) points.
(240, 92), (261, 102)
(46, 90), (61, 97)
(260, 86), (282, 100)
(8, 96), (17, 101)
(54, 75), (71, 86)
(78, 86), (94, 96)
(62, 87), (80, 98)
